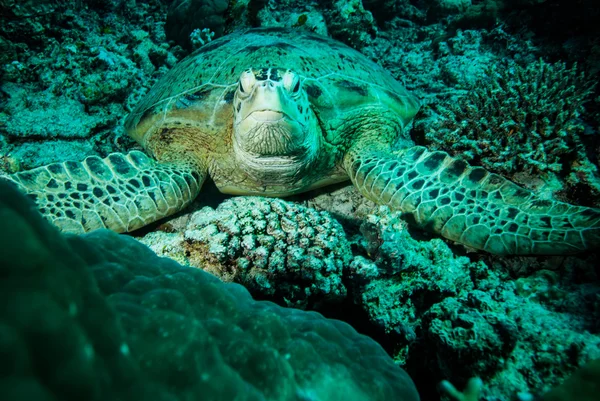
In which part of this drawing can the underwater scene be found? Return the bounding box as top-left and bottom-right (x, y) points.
(0, 0), (599, 400)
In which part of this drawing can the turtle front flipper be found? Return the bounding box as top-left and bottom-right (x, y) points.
(345, 146), (600, 255)
(2, 151), (205, 234)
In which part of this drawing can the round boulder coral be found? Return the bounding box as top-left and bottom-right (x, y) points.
(184, 197), (351, 308)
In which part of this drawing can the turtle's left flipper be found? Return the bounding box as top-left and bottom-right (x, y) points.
(2, 151), (205, 234)
(345, 146), (600, 255)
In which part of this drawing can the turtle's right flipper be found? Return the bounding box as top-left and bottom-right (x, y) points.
(346, 146), (600, 255)
(2, 151), (204, 234)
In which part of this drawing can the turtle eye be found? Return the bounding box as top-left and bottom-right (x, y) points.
(282, 70), (300, 95)
(239, 71), (256, 95)
(292, 80), (301, 93)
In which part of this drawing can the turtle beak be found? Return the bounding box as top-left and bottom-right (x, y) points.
(249, 110), (286, 122)
(247, 80), (288, 117)
(244, 80), (290, 123)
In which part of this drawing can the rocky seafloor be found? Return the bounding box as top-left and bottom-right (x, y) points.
(1, 0), (599, 400)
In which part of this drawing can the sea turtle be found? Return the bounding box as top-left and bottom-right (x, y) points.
(4, 28), (600, 255)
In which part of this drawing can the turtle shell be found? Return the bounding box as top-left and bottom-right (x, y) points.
(125, 27), (420, 150)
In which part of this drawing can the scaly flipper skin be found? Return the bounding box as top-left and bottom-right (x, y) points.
(2, 151), (204, 234)
(345, 145), (600, 255)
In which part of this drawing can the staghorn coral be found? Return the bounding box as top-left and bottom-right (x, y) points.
(425, 60), (597, 180)
(183, 197), (351, 308)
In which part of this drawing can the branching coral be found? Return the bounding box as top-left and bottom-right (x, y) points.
(183, 197), (351, 308)
(425, 59), (597, 178)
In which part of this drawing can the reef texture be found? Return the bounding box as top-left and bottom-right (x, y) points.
(182, 197), (351, 308)
(1, 1), (600, 401)
(134, 190), (600, 400)
(423, 60), (598, 195)
(346, 206), (600, 400)
(165, 0), (229, 50)
(0, 179), (419, 401)
(0, 0), (181, 171)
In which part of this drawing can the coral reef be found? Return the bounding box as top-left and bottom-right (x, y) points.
(427, 0), (472, 20)
(240, 0), (376, 48)
(422, 60), (598, 195)
(362, 0), (425, 25)
(323, 0), (378, 48)
(347, 207), (482, 363)
(1, 1), (599, 401)
(0, 179), (420, 401)
(0, 0), (181, 171)
(138, 192), (600, 400)
(255, 4), (329, 37)
(344, 206), (600, 400)
(165, 0), (229, 50)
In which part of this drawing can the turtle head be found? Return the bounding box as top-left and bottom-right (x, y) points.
(233, 68), (320, 162)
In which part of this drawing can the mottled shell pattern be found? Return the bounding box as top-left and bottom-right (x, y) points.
(124, 27), (420, 157)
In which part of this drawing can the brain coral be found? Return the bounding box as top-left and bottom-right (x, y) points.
(0, 179), (419, 401)
(183, 197), (351, 308)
